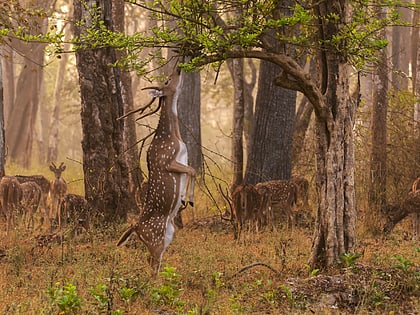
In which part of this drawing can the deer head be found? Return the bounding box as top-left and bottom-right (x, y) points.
(117, 69), (196, 274)
(49, 162), (67, 229)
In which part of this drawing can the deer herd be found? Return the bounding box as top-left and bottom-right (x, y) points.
(0, 69), (419, 275)
(0, 162), (90, 236)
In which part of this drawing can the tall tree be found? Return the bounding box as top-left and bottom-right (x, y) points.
(367, 5), (389, 232)
(113, 0), (143, 195)
(74, 0), (136, 220)
(5, 0), (51, 167)
(96, 0), (396, 268)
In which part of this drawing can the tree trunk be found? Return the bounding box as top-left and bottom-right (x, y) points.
(48, 22), (72, 163)
(244, 58), (296, 184)
(178, 71), (202, 174)
(0, 56), (5, 176)
(74, 0), (136, 221)
(227, 58), (245, 189)
(113, 0), (143, 196)
(367, 7), (389, 233)
(391, 7), (411, 90)
(6, 0), (50, 168)
(309, 0), (356, 268)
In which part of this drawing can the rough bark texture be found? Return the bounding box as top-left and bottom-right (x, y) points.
(244, 58), (296, 185)
(0, 56), (5, 176)
(308, 0), (356, 268)
(113, 0), (143, 196)
(228, 58), (245, 190)
(178, 71), (202, 174)
(74, 0), (136, 221)
(367, 8), (389, 232)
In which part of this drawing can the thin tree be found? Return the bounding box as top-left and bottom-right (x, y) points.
(367, 6), (389, 233)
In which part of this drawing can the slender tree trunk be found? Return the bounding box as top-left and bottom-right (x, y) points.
(48, 23), (72, 163)
(227, 58), (245, 189)
(367, 6), (389, 233)
(113, 0), (143, 196)
(0, 56), (5, 176)
(74, 0), (136, 221)
(309, 0), (356, 268)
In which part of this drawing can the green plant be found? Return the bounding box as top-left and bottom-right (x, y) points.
(341, 252), (362, 268)
(89, 284), (110, 312)
(305, 264), (320, 277)
(150, 266), (185, 311)
(48, 282), (82, 314)
(279, 285), (295, 308)
(392, 255), (413, 273)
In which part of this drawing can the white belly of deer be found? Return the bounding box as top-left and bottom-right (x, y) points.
(176, 140), (189, 201)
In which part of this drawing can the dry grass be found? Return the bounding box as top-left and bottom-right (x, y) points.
(0, 200), (419, 315)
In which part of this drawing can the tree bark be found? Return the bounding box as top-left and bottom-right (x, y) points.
(74, 0), (136, 221)
(227, 58), (245, 189)
(113, 0), (143, 196)
(308, 0), (356, 267)
(367, 6), (389, 233)
(244, 58), (296, 184)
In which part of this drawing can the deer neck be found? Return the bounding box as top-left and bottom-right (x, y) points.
(156, 93), (181, 139)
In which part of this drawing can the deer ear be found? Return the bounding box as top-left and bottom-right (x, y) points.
(148, 89), (163, 98)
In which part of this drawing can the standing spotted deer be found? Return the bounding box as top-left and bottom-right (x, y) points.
(0, 176), (23, 235)
(117, 69), (195, 273)
(255, 180), (298, 228)
(49, 162), (67, 229)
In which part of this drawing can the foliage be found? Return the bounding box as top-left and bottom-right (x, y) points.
(48, 282), (83, 315)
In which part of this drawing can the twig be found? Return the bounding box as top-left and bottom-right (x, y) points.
(229, 262), (282, 280)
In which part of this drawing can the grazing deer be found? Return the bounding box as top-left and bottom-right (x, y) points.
(117, 69), (196, 273)
(15, 175), (50, 227)
(225, 184), (263, 240)
(255, 180), (298, 228)
(59, 194), (91, 235)
(383, 190), (420, 238)
(291, 175), (310, 208)
(0, 176), (23, 235)
(410, 177), (420, 239)
(20, 181), (42, 230)
(49, 162), (67, 229)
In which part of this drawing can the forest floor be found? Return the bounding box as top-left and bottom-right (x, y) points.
(0, 208), (419, 315)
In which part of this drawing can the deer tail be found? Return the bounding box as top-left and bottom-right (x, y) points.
(116, 224), (137, 246)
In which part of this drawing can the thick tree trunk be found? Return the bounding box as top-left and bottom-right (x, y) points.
(178, 71), (202, 174)
(309, 0), (356, 268)
(244, 58), (296, 185)
(74, 0), (136, 221)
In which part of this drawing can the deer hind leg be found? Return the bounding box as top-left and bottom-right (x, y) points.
(413, 213), (419, 240)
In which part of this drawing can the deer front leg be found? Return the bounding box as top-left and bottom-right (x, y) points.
(167, 160), (196, 205)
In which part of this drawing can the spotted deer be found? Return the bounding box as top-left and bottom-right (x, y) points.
(223, 184), (263, 241)
(255, 180), (298, 228)
(49, 162), (67, 229)
(15, 175), (50, 227)
(59, 194), (91, 235)
(410, 177), (419, 239)
(383, 189), (420, 238)
(20, 181), (42, 230)
(291, 175), (310, 208)
(0, 176), (23, 235)
(117, 69), (196, 273)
